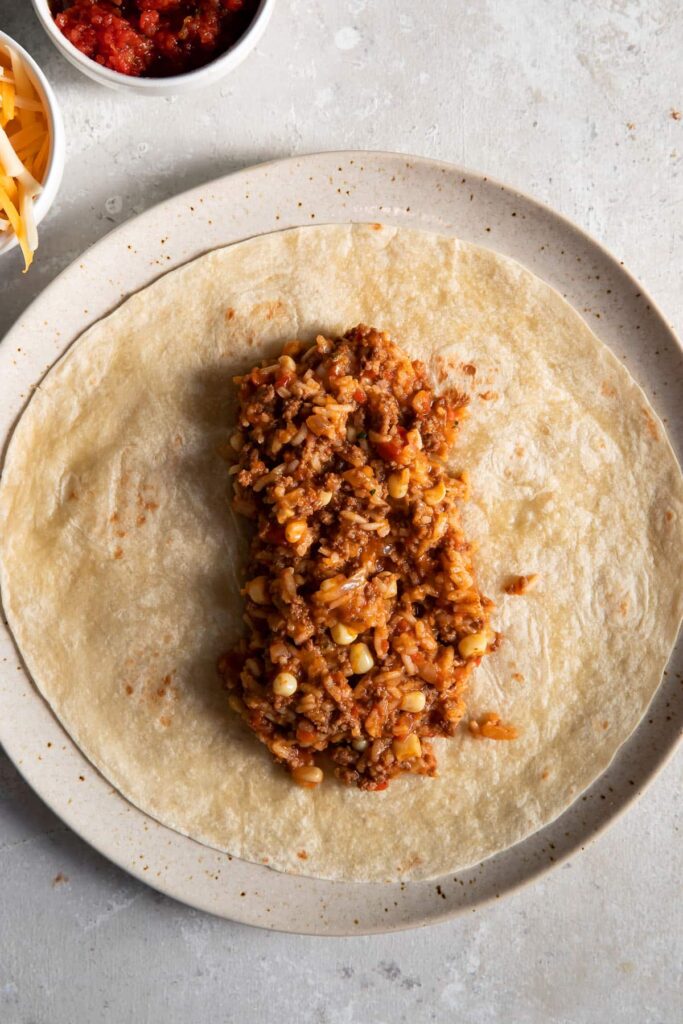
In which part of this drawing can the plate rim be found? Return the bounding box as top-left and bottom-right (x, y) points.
(0, 149), (681, 935)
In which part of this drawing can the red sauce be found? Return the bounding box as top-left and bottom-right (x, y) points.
(50, 0), (260, 78)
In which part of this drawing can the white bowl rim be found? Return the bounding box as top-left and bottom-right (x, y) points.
(0, 28), (65, 257)
(30, 0), (276, 90)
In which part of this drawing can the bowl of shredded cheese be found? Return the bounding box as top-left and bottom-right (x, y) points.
(0, 31), (65, 272)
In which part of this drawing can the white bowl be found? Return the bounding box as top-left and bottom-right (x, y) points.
(30, 0), (277, 96)
(0, 30), (65, 263)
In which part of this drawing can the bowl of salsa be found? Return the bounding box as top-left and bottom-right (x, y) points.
(31, 0), (277, 95)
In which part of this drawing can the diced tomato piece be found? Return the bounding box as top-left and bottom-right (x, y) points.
(375, 428), (407, 461)
(376, 440), (402, 461)
(353, 388), (366, 404)
(139, 11), (159, 36)
(263, 524), (286, 545)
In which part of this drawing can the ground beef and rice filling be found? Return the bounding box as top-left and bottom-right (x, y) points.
(218, 325), (496, 790)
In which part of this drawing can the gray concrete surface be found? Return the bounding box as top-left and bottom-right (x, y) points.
(0, 1), (681, 1021)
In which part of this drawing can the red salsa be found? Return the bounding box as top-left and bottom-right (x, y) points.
(50, 0), (260, 78)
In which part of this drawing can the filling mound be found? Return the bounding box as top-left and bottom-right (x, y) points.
(219, 325), (496, 790)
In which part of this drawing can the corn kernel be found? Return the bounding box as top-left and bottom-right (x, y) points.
(424, 480), (446, 506)
(285, 518), (307, 543)
(349, 642), (374, 674)
(352, 737), (368, 752)
(412, 389), (432, 415)
(388, 468), (409, 500)
(331, 622), (358, 646)
(393, 733), (422, 761)
(400, 690), (426, 713)
(458, 630), (489, 659)
(246, 576), (268, 604)
(292, 765), (324, 788)
(278, 354), (297, 372)
(272, 672), (298, 697)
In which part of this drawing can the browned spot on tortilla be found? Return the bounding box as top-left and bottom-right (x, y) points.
(136, 514), (147, 526)
(641, 408), (659, 440)
(173, 434), (183, 447)
(672, 109), (681, 121)
(52, 872), (69, 886)
(665, 510), (673, 521)
(155, 674), (174, 699)
(125, 684), (134, 695)
(297, 850), (308, 860)
(601, 381), (616, 398)
(461, 363), (477, 376)
(398, 852), (423, 872)
(110, 512), (119, 522)
(67, 489), (78, 501)
(514, 445), (524, 458)
(113, 547), (124, 559)
(225, 307), (236, 320)
(159, 715), (172, 728)
(479, 390), (498, 401)
(251, 299), (288, 323)
(541, 769), (550, 780)
(602, 721), (609, 730)
(115, 529), (126, 538)
(145, 500), (159, 512)
(512, 672), (524, 682)
(371, 223), (382, 230)
(619, 597), (629, 615)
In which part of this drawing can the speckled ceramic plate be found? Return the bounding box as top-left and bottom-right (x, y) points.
(1, 152), (681, 935)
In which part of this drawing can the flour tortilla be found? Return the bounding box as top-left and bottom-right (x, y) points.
(1, 224), (682, 882)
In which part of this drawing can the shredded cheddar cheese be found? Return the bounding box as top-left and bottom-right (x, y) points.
(0, 43), (49, 272)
